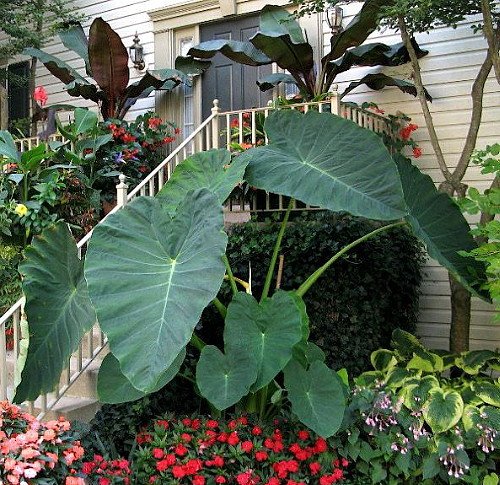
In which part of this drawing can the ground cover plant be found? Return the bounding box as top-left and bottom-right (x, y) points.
(332, 330), (500, 484)
(12, 108), (489, 445)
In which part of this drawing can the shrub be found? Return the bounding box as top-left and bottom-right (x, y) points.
(131, 415), (350, 484)
(331, 330), (500, 484)
(201, 212), (425, 376)
(0, 401), (86, 485)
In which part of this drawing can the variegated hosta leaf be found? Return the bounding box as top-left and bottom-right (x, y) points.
(370, 349), (398, 372)
(423, 388), (464, 433)
(400, 375), (440, 411)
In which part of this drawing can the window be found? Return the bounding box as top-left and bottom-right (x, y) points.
(179, 37), (195, 146)
(7, 61), (30, 136)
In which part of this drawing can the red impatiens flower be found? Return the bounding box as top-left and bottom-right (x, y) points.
(412, 146), (422, 158)
(33, 86), (48, 106)
(241, 440), (254, 453)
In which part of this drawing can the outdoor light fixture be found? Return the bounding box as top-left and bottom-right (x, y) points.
(326, 6), (344, 36)
(129, 33), (145, 70)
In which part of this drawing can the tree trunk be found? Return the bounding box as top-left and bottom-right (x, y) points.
(449, 275), (471, 352)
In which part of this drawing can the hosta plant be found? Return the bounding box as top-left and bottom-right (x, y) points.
(14, 109), (488, 438)
(333, 329), (500, 484)
(183, 2), (431, 101)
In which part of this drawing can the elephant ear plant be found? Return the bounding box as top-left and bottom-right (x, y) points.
(13, 110), (488, 438)
(25, 19), (209, 120)
(182, 2), (431, 101)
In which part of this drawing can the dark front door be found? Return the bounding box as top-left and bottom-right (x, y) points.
(201, 15), (273, 119)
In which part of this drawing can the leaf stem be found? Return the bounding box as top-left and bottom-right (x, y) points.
(296, 221), (406, 298)
(190, 333), (206, 351)
(261, 198), (294, 302)
(212, 297), (227, 318)
(223, 255), (238, 296)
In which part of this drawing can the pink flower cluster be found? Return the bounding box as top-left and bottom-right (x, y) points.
(0, 401), (85, 485)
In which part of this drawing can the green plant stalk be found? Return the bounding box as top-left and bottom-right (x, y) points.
(190, 333), (206, 351)
(223, 255), (238, 296)
(296, 221), (407, 298)
(212, 297), (227, 318)
(261, 198), (294, 302)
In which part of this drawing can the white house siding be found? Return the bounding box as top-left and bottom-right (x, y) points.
(329, 4), (500, 351)
(3, 1), (499, 351)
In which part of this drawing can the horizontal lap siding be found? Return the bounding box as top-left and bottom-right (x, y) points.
(328, 5), (500, 351)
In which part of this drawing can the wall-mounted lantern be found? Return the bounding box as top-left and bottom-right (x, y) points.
(326, 6), (344, 36)
(129, 33), (145, 70)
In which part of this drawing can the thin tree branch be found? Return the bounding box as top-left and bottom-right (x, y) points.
(481, 0), (500, 84)
(397, 16), (453, 184)
(452, 52), (493, 183)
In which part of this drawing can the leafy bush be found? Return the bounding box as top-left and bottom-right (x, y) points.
(131, 415), (350, 484)
(331, 330), (500, 484)
(201, 212), (425, 376)
(0, 401), (87, 484)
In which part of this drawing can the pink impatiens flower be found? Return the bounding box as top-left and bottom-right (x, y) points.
(33, 86), (48, 106)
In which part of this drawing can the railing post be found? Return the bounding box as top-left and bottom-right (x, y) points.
(330, 84), (341, 116)
(211, 99), (220, 149)
(116, 174), (129, 208)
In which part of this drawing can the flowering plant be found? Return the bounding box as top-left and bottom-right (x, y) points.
(81, 455), (132, 484)
(132, 415), (349, 484)
(331, 330), (500, 484)
(0, 401), (86, 485)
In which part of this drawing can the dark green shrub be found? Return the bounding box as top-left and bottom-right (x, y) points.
(0, 244), (22, 314)
(201, 211), (425, 376)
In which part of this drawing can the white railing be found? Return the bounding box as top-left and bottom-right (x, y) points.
(1, 95), (392, 418)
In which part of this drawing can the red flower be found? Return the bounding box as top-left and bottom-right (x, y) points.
(215, 476), (227, 483)
(251, 426), (262, 436)
(241, 440), (253, 453)
(255, 450), (268, 462)
(148, 117), (162, 129)
(412, 146), (422, 158)
(122, 132), (136, 143)
(227, 432), (239, 446)
(341, 458), (349, 467)
(33, 86), (48, 106)
(156, 459), (171, 472)
(314, 438), (328, 453)
(152, 448), (164, 459)
(310, 462), (322, 475)
(172, 465), (187, 478)
(297, 430), (309, 441)
(181, 433), (192, 442)
(175, 444), (188, 456)
(193, 475), (205, 485)
(206, 420), (219, 429)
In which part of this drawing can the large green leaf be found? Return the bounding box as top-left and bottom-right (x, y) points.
(401, 375), (440, 410)
(156, 149), (248, 214)
(85, 189), (227, 393)
(396, 156), (489, 299)
(242, 110), (407, 221)
(325, 0), (393, 62)
(343, 73), (432, 101)
(196, 345), (258, 410)
(455, 350), (500, 375)
(23, 47), (90, 86)
(58, 23), (91, 75)
(224, 291), (304, 392)
(97, 349), (185, 404)
(14, 222), (96, 403)
(328, 39), (428, 80)
(0, 130), (21, 162)
(188, 39), (271, 66)
(474, 382), (500, 406)
(88, 18), (129, 115)
(284, 359), (346, 437)
(391, 328), (422, 357)
(251, 6), (313, 74)
(74, 108), (98, 135)
(257, 73), (297, 92)
(423, 388), (464, 433)
(175, 56), (212, 76)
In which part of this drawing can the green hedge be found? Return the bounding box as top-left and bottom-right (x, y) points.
(200, 212), (425, 376)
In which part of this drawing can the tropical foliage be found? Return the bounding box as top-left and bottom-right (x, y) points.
(183, 2), (431, 101)
(25, 18), (207, 120)
(14, 110), (487, 439)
